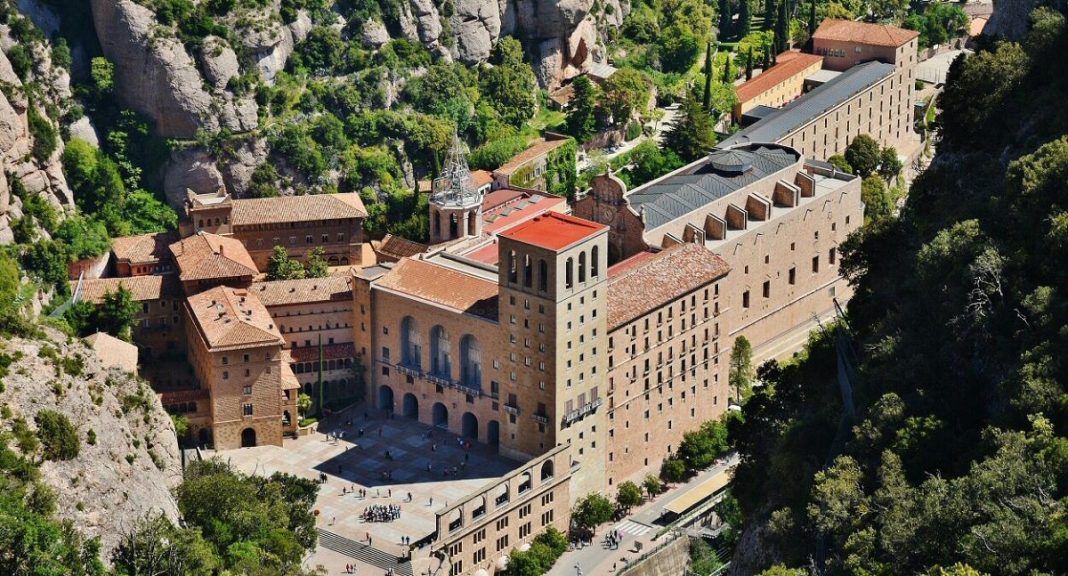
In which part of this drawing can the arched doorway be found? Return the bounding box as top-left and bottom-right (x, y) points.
(462, 412), (478, 440)
(487, 420), (500, 446)
(403, 393), (419, 419)
(198, 427), (212, 448)
(432, 402), (448, 428)
(378, 385), (394, 411)
(241, 428), (257, 448)
(283, 411), (292, 426)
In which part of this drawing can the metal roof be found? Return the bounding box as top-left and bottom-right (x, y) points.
(720, 61), (896, 148)
(627, 145), (799, 230)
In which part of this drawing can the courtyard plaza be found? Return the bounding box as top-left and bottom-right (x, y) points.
(216, 402), (517, 563)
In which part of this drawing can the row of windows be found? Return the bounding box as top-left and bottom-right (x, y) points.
(291, 357), (354, 374)
(505, 246), (601, 291)
(253, 233), (347, 248)
(741, 248), (836, 309)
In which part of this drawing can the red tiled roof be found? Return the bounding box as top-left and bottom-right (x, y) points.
(494, 138), (572, 176)
(607, 250), (660, 276)
(170, 232), (258, 281)
(288, 342), (357, 362)
(373, 234), (428, 261)
(483, 194), (567, 236)
(76, 274), (182, 303)
(186, 286), (283, 350)
(230, 193), (367, 226)
(607, 244), (730, 330)
(471, 170), (494, 188)
(736, 52), (824, 103)
(813, 19), (919, 48)
(499, 212), (606, 251)
(110, 231), (178, 265)
(249, 275), (353, 307)
(374, 258), (498, 319)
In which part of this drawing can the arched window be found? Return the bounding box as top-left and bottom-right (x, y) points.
(538, 259), (548, 292)
(565, 258), (574, 289)
(540, 459), (554, 481)
(460, 335), (482, 390)
(591, 246), (600, 277)
(578, 252), (587, 283)
(508, 250), (518, 283)
(523, 254), (533, 288)
(430, 325), (451, 377)
(400, 316), (421, 368)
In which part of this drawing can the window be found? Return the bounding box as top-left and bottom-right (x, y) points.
(243, 385), (252, 395)
(742, 290), (750, 309)
(222, 356), (229, 365)
(222, 371), (229, 380)
(763, 281), (770, 299)
(789, 267), (796, 285)
(829, 247), (837, 264)
(242, 403), (253, 416)
(812, 255), (820, 273)
(565, 257), (574, 288)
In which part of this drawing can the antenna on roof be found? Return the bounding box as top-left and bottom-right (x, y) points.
(430, 132), (481, 209)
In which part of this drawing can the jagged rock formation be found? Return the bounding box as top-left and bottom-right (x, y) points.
(89, 0), (258, 139)
(0, 39), (73, 244)
(1, 329), (182, 557)
(987, 0), (1067, 39)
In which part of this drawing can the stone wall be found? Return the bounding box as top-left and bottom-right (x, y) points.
(620, 534), (692, 576)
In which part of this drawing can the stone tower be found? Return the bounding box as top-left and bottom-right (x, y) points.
(429, 135), (484, 244)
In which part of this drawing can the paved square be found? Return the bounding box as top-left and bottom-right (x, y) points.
(216, 403), (518, 558)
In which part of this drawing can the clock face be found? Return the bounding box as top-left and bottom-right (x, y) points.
(598, 206), (616, 223)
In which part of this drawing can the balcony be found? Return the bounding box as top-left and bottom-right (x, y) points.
(503, 403), (521, 416)
(396, 364), (422, 378)
(561, 397), (604, 426)
(532, 413), (549, 425)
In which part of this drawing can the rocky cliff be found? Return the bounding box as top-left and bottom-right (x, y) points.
(0, 26), (74, 245)
(0, 329), (182, 557)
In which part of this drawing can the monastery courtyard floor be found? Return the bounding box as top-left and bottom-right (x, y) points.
(216, 403), (518, 563)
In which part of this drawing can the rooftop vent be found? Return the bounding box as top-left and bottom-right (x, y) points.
(709, 150), (754, 175)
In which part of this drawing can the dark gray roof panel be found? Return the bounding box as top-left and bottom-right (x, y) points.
(720, 61), (896, 147)
(627, 145), (799, 230)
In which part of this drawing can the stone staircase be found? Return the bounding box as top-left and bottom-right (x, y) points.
(317, 529), (414, 576)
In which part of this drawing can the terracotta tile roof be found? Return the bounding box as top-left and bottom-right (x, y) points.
(499, 211), (607, 251)
(607, 244), (730, 330)
(483, 194), (568, 236)
(249, 275), (353, 307)
(607, 250), (660, 276)
(373, 234), (429, 261)
(374, 258), (499, 320)
(969, 17), (988, 37)
(186, 286), (284, 350)
(111, 231), (178, 265)
(230, 193), (367, 226)
(76, 274), (182, 303)
(549, 84), (575, 107)
(471, 170), (494, 188)
(494, 138), (572, 176)
(170, 232), (258, 281)
(736, 52), (824, 103)
(84, 332), (139, 373)
(813, 19), (919, 48)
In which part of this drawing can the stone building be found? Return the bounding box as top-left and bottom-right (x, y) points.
(733, 52), (824, 122)
(77, 274), (185, 359)
(180, 190), (367, 269)
(721, 20), (919, 160)
(183, 285), (298, 449)
(110, 231), (178, 277)
(574, 143), (864, 358)
(491, 135), (572, 191)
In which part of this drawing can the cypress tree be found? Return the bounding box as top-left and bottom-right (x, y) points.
(746, 46), (754, 80)
(775, 0), (789, 52)
(719, 0), (732, 39)
(763, 0), (775, 30)
(703, 44), (713, 110)
(809, 0), (817, 36)
(739, 0), (751, 36)
(723, 54), (731, 83)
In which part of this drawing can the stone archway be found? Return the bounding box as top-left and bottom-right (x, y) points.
(403, 393), (419, 419)
(462, 412), (478, 440)
(241, 428), (257, 448)
(378, 385), (395, 411)
(432, 402), (449, 428)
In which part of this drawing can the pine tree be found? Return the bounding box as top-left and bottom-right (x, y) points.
(703, 44), (714, 110)
(739, 0), (751, 36)
(723, 54), (732, 83)
(746, 46), (754, 80)
(663, 94), (717, 162)
(763, 0), (775, 30)
(566, 75), (599, 141)
(775, 0), (789, 52)
(809, 0), (817, 36)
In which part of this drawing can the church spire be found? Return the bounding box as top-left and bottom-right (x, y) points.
(431, 133), (481, 209)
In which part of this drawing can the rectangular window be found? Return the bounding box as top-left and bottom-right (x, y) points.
(242, 403), (253, 416)
(243, 385), (252, 395)
(829, 247), (837, 264)
(763, 281), (770, 299)
(812, 256), (820, 273)
(742, 291), (750, 309)
(789, 267), (796, 285)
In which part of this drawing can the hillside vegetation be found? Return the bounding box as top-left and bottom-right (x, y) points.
(729, 7), (1068, 576)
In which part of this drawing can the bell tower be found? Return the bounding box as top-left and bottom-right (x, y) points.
(429, 135), (484, 244)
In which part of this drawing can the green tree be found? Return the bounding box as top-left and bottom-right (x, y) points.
(616, 480), (644, 509)
(878, 146), (903, 182)
(763, 0), (776, 30)
(678, 418), (731, 472)
(662, 94), (716, 162)
(845, 134), (881, 177)
(481, 42), (538, 128)
(739, 0), (752, 36)
(746, 46), (754, 80)
(566, 75), (599, 142)
(729, 335), (755, 402)
(601, 68), (652, 127)
(297, 393), (313, 420)
(658, 22), (701, 72)
(111, 513), (219, 576)
(827, 154), (852, 173)
(0, 251), (21, 330)
(661, 457), (688, 482)
(96, 285), (141, 341)
(571, 493), (614, 532)
(860, 176), (893, 224)
(35, 410), (80, 461)
(267, 246), (306, 280)
(723, 50), (732, 83)
(759, 566), (807, 576)
(304, 247), (329, 278)
(718, 0), (732, 39)
(774, 0), (789, 52)
(808, 0), (817, 36)
(643, 474), (664, 496)
(703, 44), (714, 110)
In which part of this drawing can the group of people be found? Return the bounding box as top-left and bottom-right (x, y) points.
(604, 529), (625, 550)
(362, 503), (402, 522)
